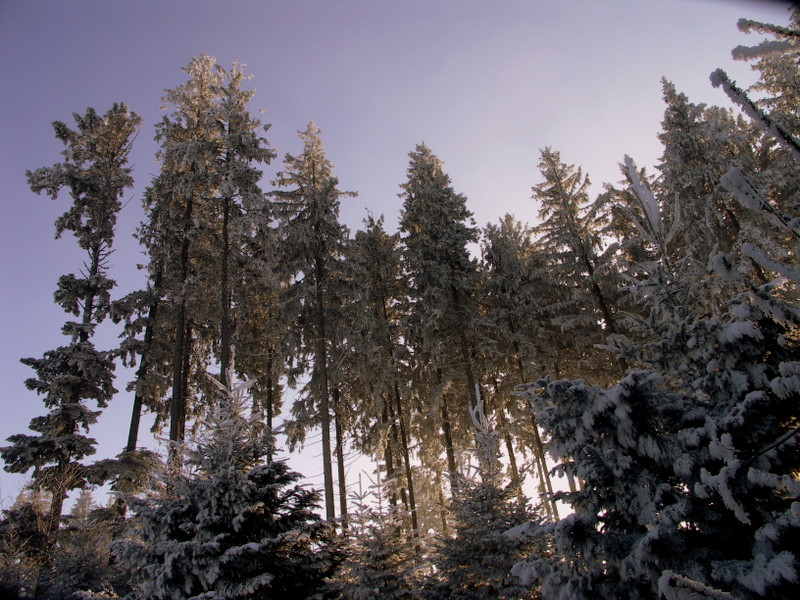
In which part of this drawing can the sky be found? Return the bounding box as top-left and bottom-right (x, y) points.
(0, 0), (793, 507)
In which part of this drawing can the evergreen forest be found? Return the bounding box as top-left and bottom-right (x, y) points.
(1, 8), (799, 600)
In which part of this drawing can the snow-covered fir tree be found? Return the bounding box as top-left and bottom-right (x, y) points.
(479, 214), (559, 520)
(423, 396), (547, 600)
(1, 104), (140, 536)
(334, 481), (420, 600)
(531, 147), (625, 386)
(116, 55), (276, 454)
(339, 215), (420, 533)
(399, 143), (482, 486)
(271, 121), (354, 523)
(115, 373), (341, 600)
(517, 283), (800, 599)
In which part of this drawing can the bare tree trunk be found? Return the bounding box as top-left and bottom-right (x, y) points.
(219, 195), (232, 388)
(334, 388), (348, 530)
(515, 355), (559, 520)
(169, 196), (194, 453)
(440, 393), (457, 481)
(382, 402), (399, 508)
(126, 265), (163, 452)
(314, 257), (335, 522)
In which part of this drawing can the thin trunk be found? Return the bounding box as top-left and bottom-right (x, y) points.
(532, 418), (559, 520)
(514, 353), (559, 520)
(314, 256), (335, 521)
(379, 292), (418, 533)
(334, 387), (348, 530)
(178, 323), (192, 442)
(169, 196), (194, 448)
(437, 471), (448, 537)
(126, 266), (163, 453)
(220, 195), (232, 388)
(382, 402), (399, 508)
(265, 354), (275, 462)
(440, 393), (457, 481)
(392, 383), (418, 534)
(491, 384), (524, 504)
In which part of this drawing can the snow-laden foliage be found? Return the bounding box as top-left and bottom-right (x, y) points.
(422, 464), (547, 600)
(334, 483), (420, 600)
(517, 290), (800, 599)
(1, 104), (140, 544)
(114, 375), (341, 600)
(532, 147), (626, 385)
(270, 121), (354, 522)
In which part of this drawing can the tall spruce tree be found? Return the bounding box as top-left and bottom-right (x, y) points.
(271, 121), (354, 522)
(118, 55), (274, 452)
(398, 143), (482, 484)
(341, 215), (419, 533)
(1, 104), (140, 535)
(479, 215), (559, 519)
(531, 147), (624, 385)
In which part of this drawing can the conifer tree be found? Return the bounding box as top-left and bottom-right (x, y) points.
(115, 374), (341, 600)
(479, 215), (559, 519)
(271, 122), (354, 522)
(398, 143), (482, 483)
(1, 104), (140, 535)
(656, 80), (767, 312)
(118, 55), (274, 451)
(518, 287), (800, 599)
(335, 481), (419, 600)
(423, 397), (545, 600)
(340, 215), (419, 533)
(531, 148), (626, 385)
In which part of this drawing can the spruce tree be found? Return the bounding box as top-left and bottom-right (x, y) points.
(118, 55), (274, 451)
(271, 121), (354, 522)
(335, 482), (419, 600)
(398, 143), (482, 484)
(531, 147), (624, 386)
(423, 397), (545, 600)
(479, 215), (559, 519)
(340, 215), (419, 533)
(1, 104), (140, 535)
(115, 374), (341, 600)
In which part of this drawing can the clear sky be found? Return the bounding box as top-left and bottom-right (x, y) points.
(0, 0), (793, 505)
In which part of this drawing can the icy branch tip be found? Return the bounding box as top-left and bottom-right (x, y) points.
(709, 69), (726, 89)
(737, 18), (754, 34)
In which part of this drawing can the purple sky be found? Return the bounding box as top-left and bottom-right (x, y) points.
(0, 0), (792, 505)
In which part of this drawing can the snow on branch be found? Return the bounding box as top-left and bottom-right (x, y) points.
(718, 167), (800, 243)
(732, 40), (800, 61)
(737, 18), (800, 41)
(469, 385), (501, 481)
(710, 69), (800, 163)
(624, 155), (662, 242)
(658, 571), (741, 600)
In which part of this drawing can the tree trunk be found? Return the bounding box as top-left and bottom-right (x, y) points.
(169, 195), (194, 451)
(382, 402), (399, 508)
(334, 387), (348, 530)
(440, 393), (457, 481)
(437, 470), (448, 537)
(380, 293), (418, 533)
(314, 257), (335, 521)
(126, 267), (163, 452)
(514, 354), (559, 520)
(219, 194), (232, 388)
